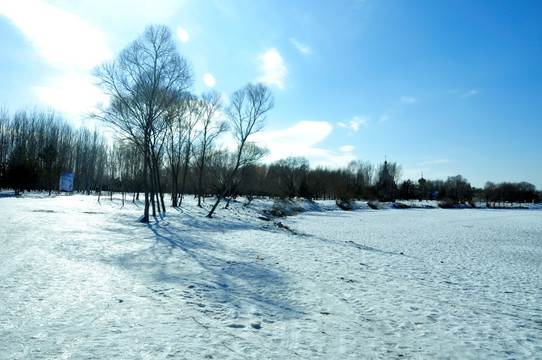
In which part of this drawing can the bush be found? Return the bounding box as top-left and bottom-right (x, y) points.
(392, 202), (410, 209)
(367, 201), (379, 210)
(263, 199), (304, 217)
(438, 199), (459, 208)
(336, 200), (354, 211)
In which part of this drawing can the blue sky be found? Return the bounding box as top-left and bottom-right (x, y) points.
(1, 0), (541, 188)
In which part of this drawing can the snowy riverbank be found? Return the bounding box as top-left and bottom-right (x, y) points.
(1, 194), (541, 359)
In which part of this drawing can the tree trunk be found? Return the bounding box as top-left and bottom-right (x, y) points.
(207, 164), (240, 218)
(197, 167), (204, 207)
(197, 148), (206, 207)
(171, 168), (178, 207)
(141, 139), (151, 222)
(141, 152), (150, 222)
(225, 196), (232, 209)
(153, 159), (166, 213)
(178, 144), (191, 207)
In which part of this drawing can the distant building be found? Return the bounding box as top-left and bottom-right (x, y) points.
(418, 174), (426, 200)
(377, 160), (395, 201)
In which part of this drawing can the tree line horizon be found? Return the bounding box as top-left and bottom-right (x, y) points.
(0, 25), (539, 219)
(0, 106), (538, 206)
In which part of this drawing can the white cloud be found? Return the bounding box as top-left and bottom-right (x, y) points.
(340, 145), (354, 152)
(177, 27), (189, 42)
(290, 38), (311, 54)
(33, 73), (108, 115)
(0, 0), (111, 70)
(257, 48), (287, 90)
(251, 121), (356, 167)
(337, 116), (369, 132)
(400, 96), (417, 104)
(46, 0), (189, 34)
(0, 0), (112, 115)
(203, 73), (216, 87)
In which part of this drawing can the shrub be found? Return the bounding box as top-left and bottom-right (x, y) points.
(336, 200), (354, 211)
(438, 199), (459, 208)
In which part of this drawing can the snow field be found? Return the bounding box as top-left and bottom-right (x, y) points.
(1, 194), (541, 359)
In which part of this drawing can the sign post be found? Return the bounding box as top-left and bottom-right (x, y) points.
(59, 173), (74, 193)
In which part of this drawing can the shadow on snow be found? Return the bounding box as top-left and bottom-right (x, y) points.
(110, 211), (304, 322)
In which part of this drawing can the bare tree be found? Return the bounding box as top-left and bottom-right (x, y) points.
(93, 24), (193, 222)
(164, 93), (200, 207)
(223, 142), (269, 208)
(0, 107), (10, 188)
(165, 93), (191, 207)
(347, 160), (373, 199)
(440, 175), (473, 202)
(207, 82), (274, 218)
(274, 157), (309, 198)
(194, 91), (227, 207)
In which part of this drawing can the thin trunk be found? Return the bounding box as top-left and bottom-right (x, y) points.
(178, 143), (191, 207)
(225, 196), (232, 209)
(197, 166), (204, 207)
(141, 150), (150, 222)
(147, 151), (156, 217)
(207, 195), (222, 218)
(207, 158), (242, 218)
(158, 176), (166, 213)
(171, 166), (178, 207)
(150, 168), (156, 217)
(151, 190), (156, 216)
(197, 150), (206, 207)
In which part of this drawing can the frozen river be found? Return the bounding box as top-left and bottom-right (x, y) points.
(1, 194), (541, 359)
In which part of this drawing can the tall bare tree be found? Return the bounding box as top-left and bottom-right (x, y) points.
(164, 93), (200, 207)
(93, 25), (193, 222)
(347, 160), (373, 198)
(194, 91), (227, 207)
(274, 156), (309, 198)
(207, 82), (274, 218)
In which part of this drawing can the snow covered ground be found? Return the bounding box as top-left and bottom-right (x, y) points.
(1, 194), (541, 359)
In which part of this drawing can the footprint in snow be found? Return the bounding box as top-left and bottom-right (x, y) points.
(227, 324), (245, 329)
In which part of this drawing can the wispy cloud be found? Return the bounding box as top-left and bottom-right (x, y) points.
(33, 73), (108, 115)
(253, 121), (332, 160)
(460, 89), (479, 98)
(379, 115), (391, 123)
(0, 0), (111, 70)
(338, 116), (369, 132)
(340, 145), (354, 152)
(353, 0), (366, 9)
(0, 0), (112, 115)
(290, 38), (311, 54)
(257, 48), (287, 90)
(252, 121), (355, 166)
(400, 96), (418, 104)
(420, 159), (454, 165)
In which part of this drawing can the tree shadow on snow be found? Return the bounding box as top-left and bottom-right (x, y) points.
(111, 213), (305, 322)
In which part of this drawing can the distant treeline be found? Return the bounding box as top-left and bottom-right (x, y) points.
(1, 107), (539, 205)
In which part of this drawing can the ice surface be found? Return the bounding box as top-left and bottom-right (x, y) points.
(1, 194), (541, 359)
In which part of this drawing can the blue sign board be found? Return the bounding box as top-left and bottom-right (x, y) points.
(59, 173), (74, 192)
